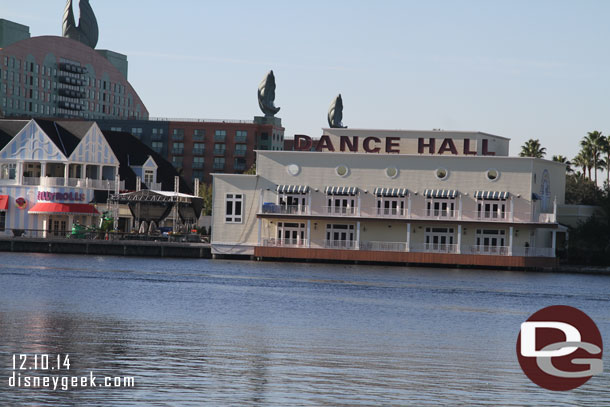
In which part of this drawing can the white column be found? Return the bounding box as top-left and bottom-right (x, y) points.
(68, 215), (74, 230)
(356, 221), (360, 250)
(17, 162), (23, 185)
(458, 195), (462, 220)
(380, 196), (384, 217)
(510, 196), (515, 222)
(259, 190), (263, 213)
(40, 162), (47, 178)
(551, 230), (556, 256)
(406, 223), (411, 252)
(307, 220), (311, 248)
(64, 163), (69, 183)
(457, 225), (462, 254)
(407, 194), (412, 218)
(509, 226), (514, 256)
(42, 217), (48, 239)
(553, 196), (557, 223)
(257, 218), (261, 245)
(357, 194), (361, 216)
(280, 222), (285, 245)
(307, 192), (312, 215)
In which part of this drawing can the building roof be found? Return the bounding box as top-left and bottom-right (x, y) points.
(0, 120), (28, 149)
(322, 128), (511, 141)
(34, 119), (82, 156)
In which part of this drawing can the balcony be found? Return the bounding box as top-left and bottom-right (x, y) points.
(323, 240), (356, 250)
(474, 211), (509, 221)
(213, 163), (225, 170)
(234, 149), (247, 157)
(172, 134), (184, 141)
(144, 182), (162, 190)
(416, 243), (459, 254)
(262, 238), (309, 248)
(172, 148), (184, 155)
(151, 134), (164, 141)
(324, 206), (358, 216)
(374, 207), (406, 218)
(214, 134), (226, 142)
(213, 148), (226, 156)
(235, 135), (247, 143)
(261, 204), (309, 215)
(192, 149), (205, 156)
(421, 209), (456, 220)
(192, 162), (205, 169)
(359, 241), (407, 252)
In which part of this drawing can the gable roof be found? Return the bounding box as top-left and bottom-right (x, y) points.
(33, 119), (81, 156)
(0, 120), (28, 150)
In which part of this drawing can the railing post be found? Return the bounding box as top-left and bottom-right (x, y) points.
(457, 225), (462, 254)
(509, 226), (513, 256)
(510, 196), (515, 222)
(307, 220), (311, 248)
(356, 221), (360, 250)
(357, 194), (361, 217)
(406, 223), (411, 252)
(407, 194), (412, 219)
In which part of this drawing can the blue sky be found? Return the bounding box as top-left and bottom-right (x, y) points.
(4, 1), (610, 159)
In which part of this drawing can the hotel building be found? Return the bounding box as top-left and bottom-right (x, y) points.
(211, 129), (566, 269)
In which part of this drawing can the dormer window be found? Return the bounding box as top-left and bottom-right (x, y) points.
(144, 169), (155, 186)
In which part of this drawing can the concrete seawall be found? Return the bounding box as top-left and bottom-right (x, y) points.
(0, 237), (212, 258)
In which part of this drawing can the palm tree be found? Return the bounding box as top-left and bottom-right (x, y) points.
(580, 131), (604, 185)
(552, 155), (572, 173)
(519, 139), (547, 158)
(600, 135), (610, 186)
(571, 152), (588, 180)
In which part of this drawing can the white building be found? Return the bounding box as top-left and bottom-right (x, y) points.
(212, 129), (566, 269)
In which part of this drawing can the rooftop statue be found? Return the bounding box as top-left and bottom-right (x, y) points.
(328, 94), (347, 128)
(62, 0), (99, 49)
(258, 70), (280, 117)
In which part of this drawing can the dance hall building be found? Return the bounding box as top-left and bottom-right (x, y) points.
(211, 128), (566, 269)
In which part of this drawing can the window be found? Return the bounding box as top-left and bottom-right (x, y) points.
(193, 129), (205, 141)
(235, 130), (247, 143)
(144, 169), (154, 185)
(0, 211), (5, 231)
(234, 144), (247, 156)
(172, 142), (184, 154)
(192, 170), (204, 180)
(335, 165), (349, 177)
(151, 141), (163, 152)
(172, 128), (184, 140)
(1, 163), (16, 179)
(110, 127), (122, 132)
(385, 167), (398, 178)
(435, 168), (449, 180)
(193, 157), (205, 169)
(193, 143), (205, 155)
(486, 169), (499, 181)
(214, 130), (227, 142)
(225, 194), (243, 223)
(213, 157), (225, 170)
(172, 156), (183, 167)
(214, 143), (226, 155)
(234, 158), (246, 171)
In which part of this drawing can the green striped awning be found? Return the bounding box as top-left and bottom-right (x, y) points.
(374, 187), (408, 197)
(276, 185), (309, 194)
(324, 186), (358, 195)
(424, 189), (458, 198)
(474, 191), (509, 200)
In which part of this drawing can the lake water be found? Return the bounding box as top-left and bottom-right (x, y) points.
(0, 253), (609, 406)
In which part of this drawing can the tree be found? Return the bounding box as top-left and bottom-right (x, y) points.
(198, 183), (213, 216)
(571, 151), (589, 180)
(580, 131), (604, 185)
(244, 163), (256, 175)
(601, 135), (610, 187)
(519, 139), (547, 158)
(552, 155), (572, 173)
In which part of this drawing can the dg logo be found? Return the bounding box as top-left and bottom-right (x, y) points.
(516, 305), (603, 391)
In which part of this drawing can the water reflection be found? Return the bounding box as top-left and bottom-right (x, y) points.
(0, 253), (609, 406)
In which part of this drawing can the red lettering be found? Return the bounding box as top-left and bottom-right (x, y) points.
(37, 192), (42, 200)
(316, 135), (335, 152)
(463, 139), (477, 155)
(363, 137), (381, 153)
(418, 138), (435, 154)
(340, 136), (359, 152)
(294, 134), (312, 151)
(438, 138), (458, 155)
(482, 139), (495, 156)
(385, 137), (400, 153)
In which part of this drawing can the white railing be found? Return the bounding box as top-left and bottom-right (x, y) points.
(360, 241), (407, 252)
(0, 178), (18, 185)
(262, 238), (309, 247)
(260, 204), (309, 215)
(323, 240), (357, 249)
(464, 245), (510, 256)
(145, 182), (162, 190)
(324, 206), (358, 216)
(538, 213), (556, 223)
(23, 177), (41, 185)
(474, 211), (508, 221)
(414, 243), (459, 254)
(375, 207), (406, 218)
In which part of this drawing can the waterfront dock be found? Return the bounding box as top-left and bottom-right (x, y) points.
(0, 237), (211, 258)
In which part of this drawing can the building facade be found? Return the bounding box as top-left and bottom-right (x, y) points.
(97, 118), (285, 184)
(0, 18), (148, 120)
(211, 129), (566, 269)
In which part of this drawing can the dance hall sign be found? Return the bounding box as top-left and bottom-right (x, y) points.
(293, 134), (496, 156)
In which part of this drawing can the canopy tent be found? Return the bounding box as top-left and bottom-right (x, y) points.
(110, 189), (203, 224)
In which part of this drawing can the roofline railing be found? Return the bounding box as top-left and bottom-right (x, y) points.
(148, 117), (255, 124)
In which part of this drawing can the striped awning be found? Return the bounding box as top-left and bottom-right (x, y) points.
(374, 187), (408, 197)
(424, 189), (458, 198)
(474, 191), (509, 200)
(324, 186), (358, 195)
(276, 185), (309, 194)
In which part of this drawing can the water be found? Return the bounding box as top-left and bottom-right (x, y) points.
(0, 253), (609, 406)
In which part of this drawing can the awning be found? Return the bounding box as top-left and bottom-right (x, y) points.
(276, 185), (309, 194)
(325, 186), (358, 195)
(374, 187), (408, 197)
(0, 195), (8, 211)
(29, 203), (99, 216)
(474, 191), (509, 200)
(424, 189), (458, 198)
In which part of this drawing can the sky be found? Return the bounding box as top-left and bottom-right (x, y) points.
(4, 0), (610, 159)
